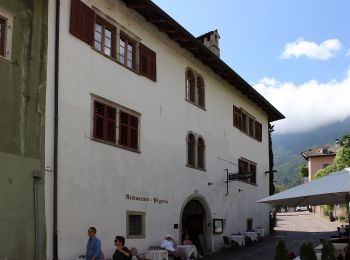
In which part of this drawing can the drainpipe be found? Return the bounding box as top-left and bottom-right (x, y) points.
(33, 172), (42, 260)
(53, 0), (60, 259)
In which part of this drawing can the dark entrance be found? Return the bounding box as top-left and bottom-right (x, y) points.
(182, 200), (206, 255)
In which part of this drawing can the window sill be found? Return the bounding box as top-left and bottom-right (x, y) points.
(186, 164), (206, 172)
(185, 99), (206, 111)
(126, 235), (145, 239)
(91, 47), (140, 75)
(90, 137), (141, 153)
(233, 126), (262, 143)
(0, 54), (12, 63)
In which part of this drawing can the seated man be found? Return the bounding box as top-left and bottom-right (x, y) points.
(161, 234), (186, 260)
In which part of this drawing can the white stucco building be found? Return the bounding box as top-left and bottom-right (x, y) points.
(45, 0), (284, 259)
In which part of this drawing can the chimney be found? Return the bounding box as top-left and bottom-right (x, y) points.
(197, 30), (220, 57)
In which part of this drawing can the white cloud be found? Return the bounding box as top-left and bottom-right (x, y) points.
(280, 38), (342, 60)
(253, 69), (350, 134)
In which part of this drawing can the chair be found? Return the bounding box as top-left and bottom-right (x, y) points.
(223, 236), (234, 249)
(130, 247), (148, 260)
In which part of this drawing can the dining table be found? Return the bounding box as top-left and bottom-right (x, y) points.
(176, 244), (198, 260)
(145, 249), (168, 260)
(230, 234), (245, 246)
(244, 231), (258, 242)
(255, 228), (266, 237)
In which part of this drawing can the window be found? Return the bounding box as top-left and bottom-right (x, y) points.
(0, 9), (13, 60)
(233, 105), (262, 142)
(119, 33), (135, 69)
(187, 134), (196, 167)
(186, 69), (195, 102)
(185, 68), (205, 109)
(70, 0), (157, 79)
(119, 111), (139, 149)
(246, 218), (253, 232)
(186, 133), (206, 170)
(126, 211), (145, 239)
(92, 96), (140, 151)
(94, 16), (116, 58)
(238, 158), (257, 184)
(197, 76), (205, 108)
(197, 137), (205, 169)
(0, 17), (5, 56)
(233, 105), (241, 129)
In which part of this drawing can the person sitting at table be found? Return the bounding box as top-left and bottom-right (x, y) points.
(161, 234), (185, 260)
(182, 233), (202, 259)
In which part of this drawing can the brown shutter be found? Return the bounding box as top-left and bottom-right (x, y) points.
(255, 121), (262, 142)
(233, 105), (242, 129)
(70, 0), (95, 45)
(139, 43), (157, 82)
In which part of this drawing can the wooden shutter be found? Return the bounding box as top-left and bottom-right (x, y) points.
(255, 121), (262, 142)
(233, 105), (242, 129)
(139, 43), (157, 82)
(0, 17), (5, 56)
(70, 0), (95, 45)
(119, 111), (139, 149)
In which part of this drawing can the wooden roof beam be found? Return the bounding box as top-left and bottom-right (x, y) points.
(126, 2), (148, 8)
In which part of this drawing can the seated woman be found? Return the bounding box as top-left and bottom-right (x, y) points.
(113, 236), (132, 260)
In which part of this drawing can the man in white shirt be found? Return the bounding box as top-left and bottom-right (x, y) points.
(161, 235), (186, 260)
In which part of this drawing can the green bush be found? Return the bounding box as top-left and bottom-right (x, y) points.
(300, 242), (317, 260)
(320, 205), (331, 216)
(321, 240), (335, 260)
(274, 240), (289, 260)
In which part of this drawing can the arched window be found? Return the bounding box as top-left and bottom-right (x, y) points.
(197, 137), (205, 169)
(197, 76), (205, 108)
(187, 134), (196, 166)
(186, 69), (195, 102)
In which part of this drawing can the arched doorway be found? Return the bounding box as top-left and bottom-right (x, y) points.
(180, 198), (211, 254)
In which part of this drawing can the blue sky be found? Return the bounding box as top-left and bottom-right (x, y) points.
(152, 0), (350, 134)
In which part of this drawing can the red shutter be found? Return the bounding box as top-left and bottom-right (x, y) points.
(70, 0), (95, 45)
(139, 43), (157, 82)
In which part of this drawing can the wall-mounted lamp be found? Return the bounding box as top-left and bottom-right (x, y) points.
(264, 170), (277, 175)
(208, 182), (213, 186)
(238, 189), (242, 192)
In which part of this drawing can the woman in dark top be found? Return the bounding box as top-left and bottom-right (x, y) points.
(113, 236), (132, 260)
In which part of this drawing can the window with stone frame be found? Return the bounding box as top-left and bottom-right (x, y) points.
(186, 133), (206, 170)
(187, 133), (196, 167)
(126, 211), (145, 239)
(233, 105), (262, 142)
(92, 96), (140, 151)
(119, 33), (136, 70)
(238, 158), (257, 184)
(185, 68), (205, 109)
(70, 0), (157, 80)
(94, 16), (116, 58)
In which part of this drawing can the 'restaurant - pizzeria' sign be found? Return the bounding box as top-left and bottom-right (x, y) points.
(125, 193), (168, 205)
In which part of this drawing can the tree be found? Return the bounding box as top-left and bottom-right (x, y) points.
(321, 240), (335, 260)
(274, 240), (289, 260)
(300, 242), (317, 260)
(316, 133), (350, 178)
(299, 164), (308, 178)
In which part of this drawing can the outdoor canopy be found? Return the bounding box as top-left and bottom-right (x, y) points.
(257, 168), (350, 207)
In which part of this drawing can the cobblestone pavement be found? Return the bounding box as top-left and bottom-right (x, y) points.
(202, 211), (346, 260)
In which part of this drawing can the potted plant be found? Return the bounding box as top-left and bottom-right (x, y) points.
(300, 242), (317, 260)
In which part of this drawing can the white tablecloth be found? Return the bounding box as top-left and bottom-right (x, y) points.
(176, 245), (197, 260)
(230, 235), (245, 246)
(315, 243), (348, 258)
(145, 249), (168, 260)
(293, 252), (322, 260)
(244, 231), (258, 242)
(255, 228), (266, 237)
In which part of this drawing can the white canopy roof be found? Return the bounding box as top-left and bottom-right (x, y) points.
(257, 168), (350, 206)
